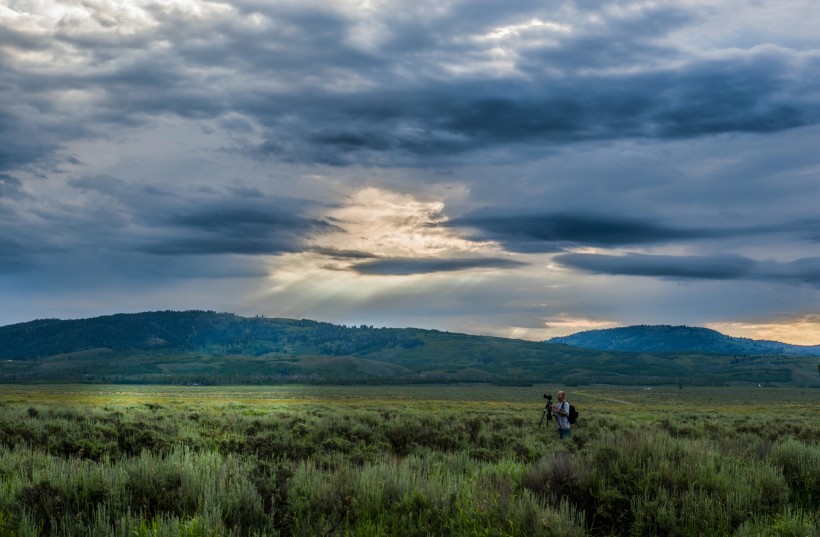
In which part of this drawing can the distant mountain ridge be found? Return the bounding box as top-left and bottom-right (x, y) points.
(549, 325), (820, 356)
(0, 310), (425, 360)
(0, 312), (817, 386)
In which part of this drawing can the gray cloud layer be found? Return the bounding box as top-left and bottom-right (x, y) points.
(148, 202), (337, 256)
(448, 212), (731, 253)
(2, 1), (820, 337)
(554, 253), (820, 286)
(2, 2), (819, 172)
(352, 257), (528, 276)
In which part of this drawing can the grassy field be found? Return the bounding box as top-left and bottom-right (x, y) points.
(0, 384), (816, 536)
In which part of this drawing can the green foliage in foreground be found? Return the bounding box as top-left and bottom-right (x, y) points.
(0, 385), (816, 536)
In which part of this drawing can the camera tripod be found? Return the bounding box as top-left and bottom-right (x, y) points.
(538, 400), (553, 428)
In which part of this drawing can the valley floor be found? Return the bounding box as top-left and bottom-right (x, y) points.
(0, 384), (816, 536)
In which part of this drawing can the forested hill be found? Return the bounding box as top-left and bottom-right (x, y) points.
(0, 312), (817, 386)
(0, 310), (425, 360)
(549, 325), (820, 356)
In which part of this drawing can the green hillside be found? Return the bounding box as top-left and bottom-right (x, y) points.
(550, 324), (820, 356)
(0, 311), (817, 386)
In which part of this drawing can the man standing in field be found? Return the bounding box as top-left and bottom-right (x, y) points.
(553, 390), (571, 439)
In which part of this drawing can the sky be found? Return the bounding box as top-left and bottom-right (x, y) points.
(2, 0), (820, 345)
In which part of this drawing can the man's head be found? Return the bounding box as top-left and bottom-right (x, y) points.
(557, 390), (565, 401)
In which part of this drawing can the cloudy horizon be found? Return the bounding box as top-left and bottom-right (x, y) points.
(2, 0), (820, 344)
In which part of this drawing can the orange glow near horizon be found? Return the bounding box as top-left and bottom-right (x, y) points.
(707, 318), (820, 346)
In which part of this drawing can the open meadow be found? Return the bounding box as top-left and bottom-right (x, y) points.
(0, 384), (816, 536)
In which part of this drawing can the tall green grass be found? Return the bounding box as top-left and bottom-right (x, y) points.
(0, 385), (815, 536)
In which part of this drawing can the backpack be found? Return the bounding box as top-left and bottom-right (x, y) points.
(568, 404), (579, 425)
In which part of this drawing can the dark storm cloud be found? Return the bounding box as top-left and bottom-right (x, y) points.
(0, 108), (62, 172)
(143, 201), (339, 256)
(231, 4), (817, 163)
(48, 176), (337, 258)
(650, 53), (815, 137)
(310, 247), (380, 261)
(145, 236), (302, 256)
(165, 206), (320, 233)
(351, 257), (528, 276)
(0, 174), (27, 199)
(447, 212), (727, 253)
(554, 253), (820, 285)
(276, 61), (812, 167)
(243, 49), (817, 166)
(3, 2), (818, 170)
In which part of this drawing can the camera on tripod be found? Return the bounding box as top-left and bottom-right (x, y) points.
(538, 393), (554, 426)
